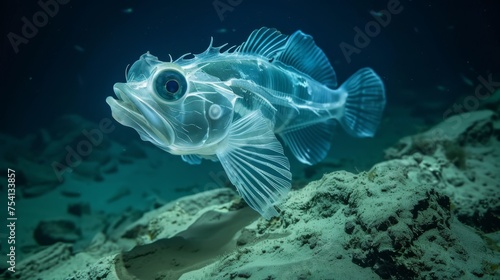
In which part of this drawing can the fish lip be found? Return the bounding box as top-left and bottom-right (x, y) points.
(112, 83), (136, 110)
(110, 83), (149, 117)
(106, 83), (146, 123)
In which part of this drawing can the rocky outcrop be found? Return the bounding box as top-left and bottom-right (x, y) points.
(4, 110), (499, 279)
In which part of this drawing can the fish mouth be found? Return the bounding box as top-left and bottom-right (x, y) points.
(106, 83), (146, 125)
(106, 83), (174, 146)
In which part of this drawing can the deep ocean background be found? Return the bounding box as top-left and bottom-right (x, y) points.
(1, 0), (498, 135)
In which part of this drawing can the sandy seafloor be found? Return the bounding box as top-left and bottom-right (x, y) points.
(0, 91), (499, 279)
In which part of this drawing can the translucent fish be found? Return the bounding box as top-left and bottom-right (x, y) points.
(106, 27), (386, 219)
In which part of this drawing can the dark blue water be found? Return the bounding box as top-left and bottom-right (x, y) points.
(1, 0), (498, 135)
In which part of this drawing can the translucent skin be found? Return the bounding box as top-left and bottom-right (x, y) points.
(106, 27), (386, 219)
(107, 49), (346, 155)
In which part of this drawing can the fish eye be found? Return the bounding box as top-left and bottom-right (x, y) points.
(154, 69), (187, 101)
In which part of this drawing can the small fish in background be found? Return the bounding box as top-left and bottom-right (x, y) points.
(436, 85), (449, 92)
(215, 27), (236, 34)
(73, 45), (85, 53)
(122, 7), (133, 14)
(369, 10), (384, 17)
(459, 73), (474, 87)
(215, 28), (228, 34)
(106, 27), (386, 219)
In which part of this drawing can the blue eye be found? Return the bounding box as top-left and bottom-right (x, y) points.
(154, 69), (187, 101)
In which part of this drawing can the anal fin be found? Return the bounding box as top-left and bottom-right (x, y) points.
(279, 120), (336, 165)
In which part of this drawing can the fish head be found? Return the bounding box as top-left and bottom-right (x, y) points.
(106, 53), (237, 155)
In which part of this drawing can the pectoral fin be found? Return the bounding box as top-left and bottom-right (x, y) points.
(216, 111), (292, 219)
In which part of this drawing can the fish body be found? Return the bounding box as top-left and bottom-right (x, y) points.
(106, 27), (386, 219)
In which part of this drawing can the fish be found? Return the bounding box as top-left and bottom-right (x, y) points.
(106, 27), (386, 219)
(369, 10), (384, 17)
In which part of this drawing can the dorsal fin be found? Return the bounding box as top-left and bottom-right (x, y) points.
(236, 28), (337, 88)
(236, 27), (288, 59)
(276, 30), (337, 88)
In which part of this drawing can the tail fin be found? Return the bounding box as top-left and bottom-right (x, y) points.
(339, 68), (386, 137)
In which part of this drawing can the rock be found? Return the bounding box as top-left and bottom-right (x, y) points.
(66, 255), (117, 280)
(34, 220), (82, 246)
(479, 88), (500, 112)
(101, 158), (119, 174)
(120, 140), (147, 159)
(385, 110), (497, 158)
(68, 202), (91, 217)
(0, 114), (124, 198)
(60, 190), (82, 198)
(72, 160), (103, 182)
(17, 157), (62, 197)
(106, 187), (131, 203)
(40, 115), (112, 161)
(117, 138), (149, 165)
(0, 133), (35, 163)
(303, 160), (342, 179)
(115, 206), (258, 280)
(0, 243), (72, 280)
(37, 114), (118, 182)
(385, 110), (500, 233)
(15, 110), (500, 279)
(67, 154), (498, 279)
(119, 188), (239, 242)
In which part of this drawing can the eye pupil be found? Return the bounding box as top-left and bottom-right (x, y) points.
(166, 80), (179, 93)
(154, 69), (187, 101)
